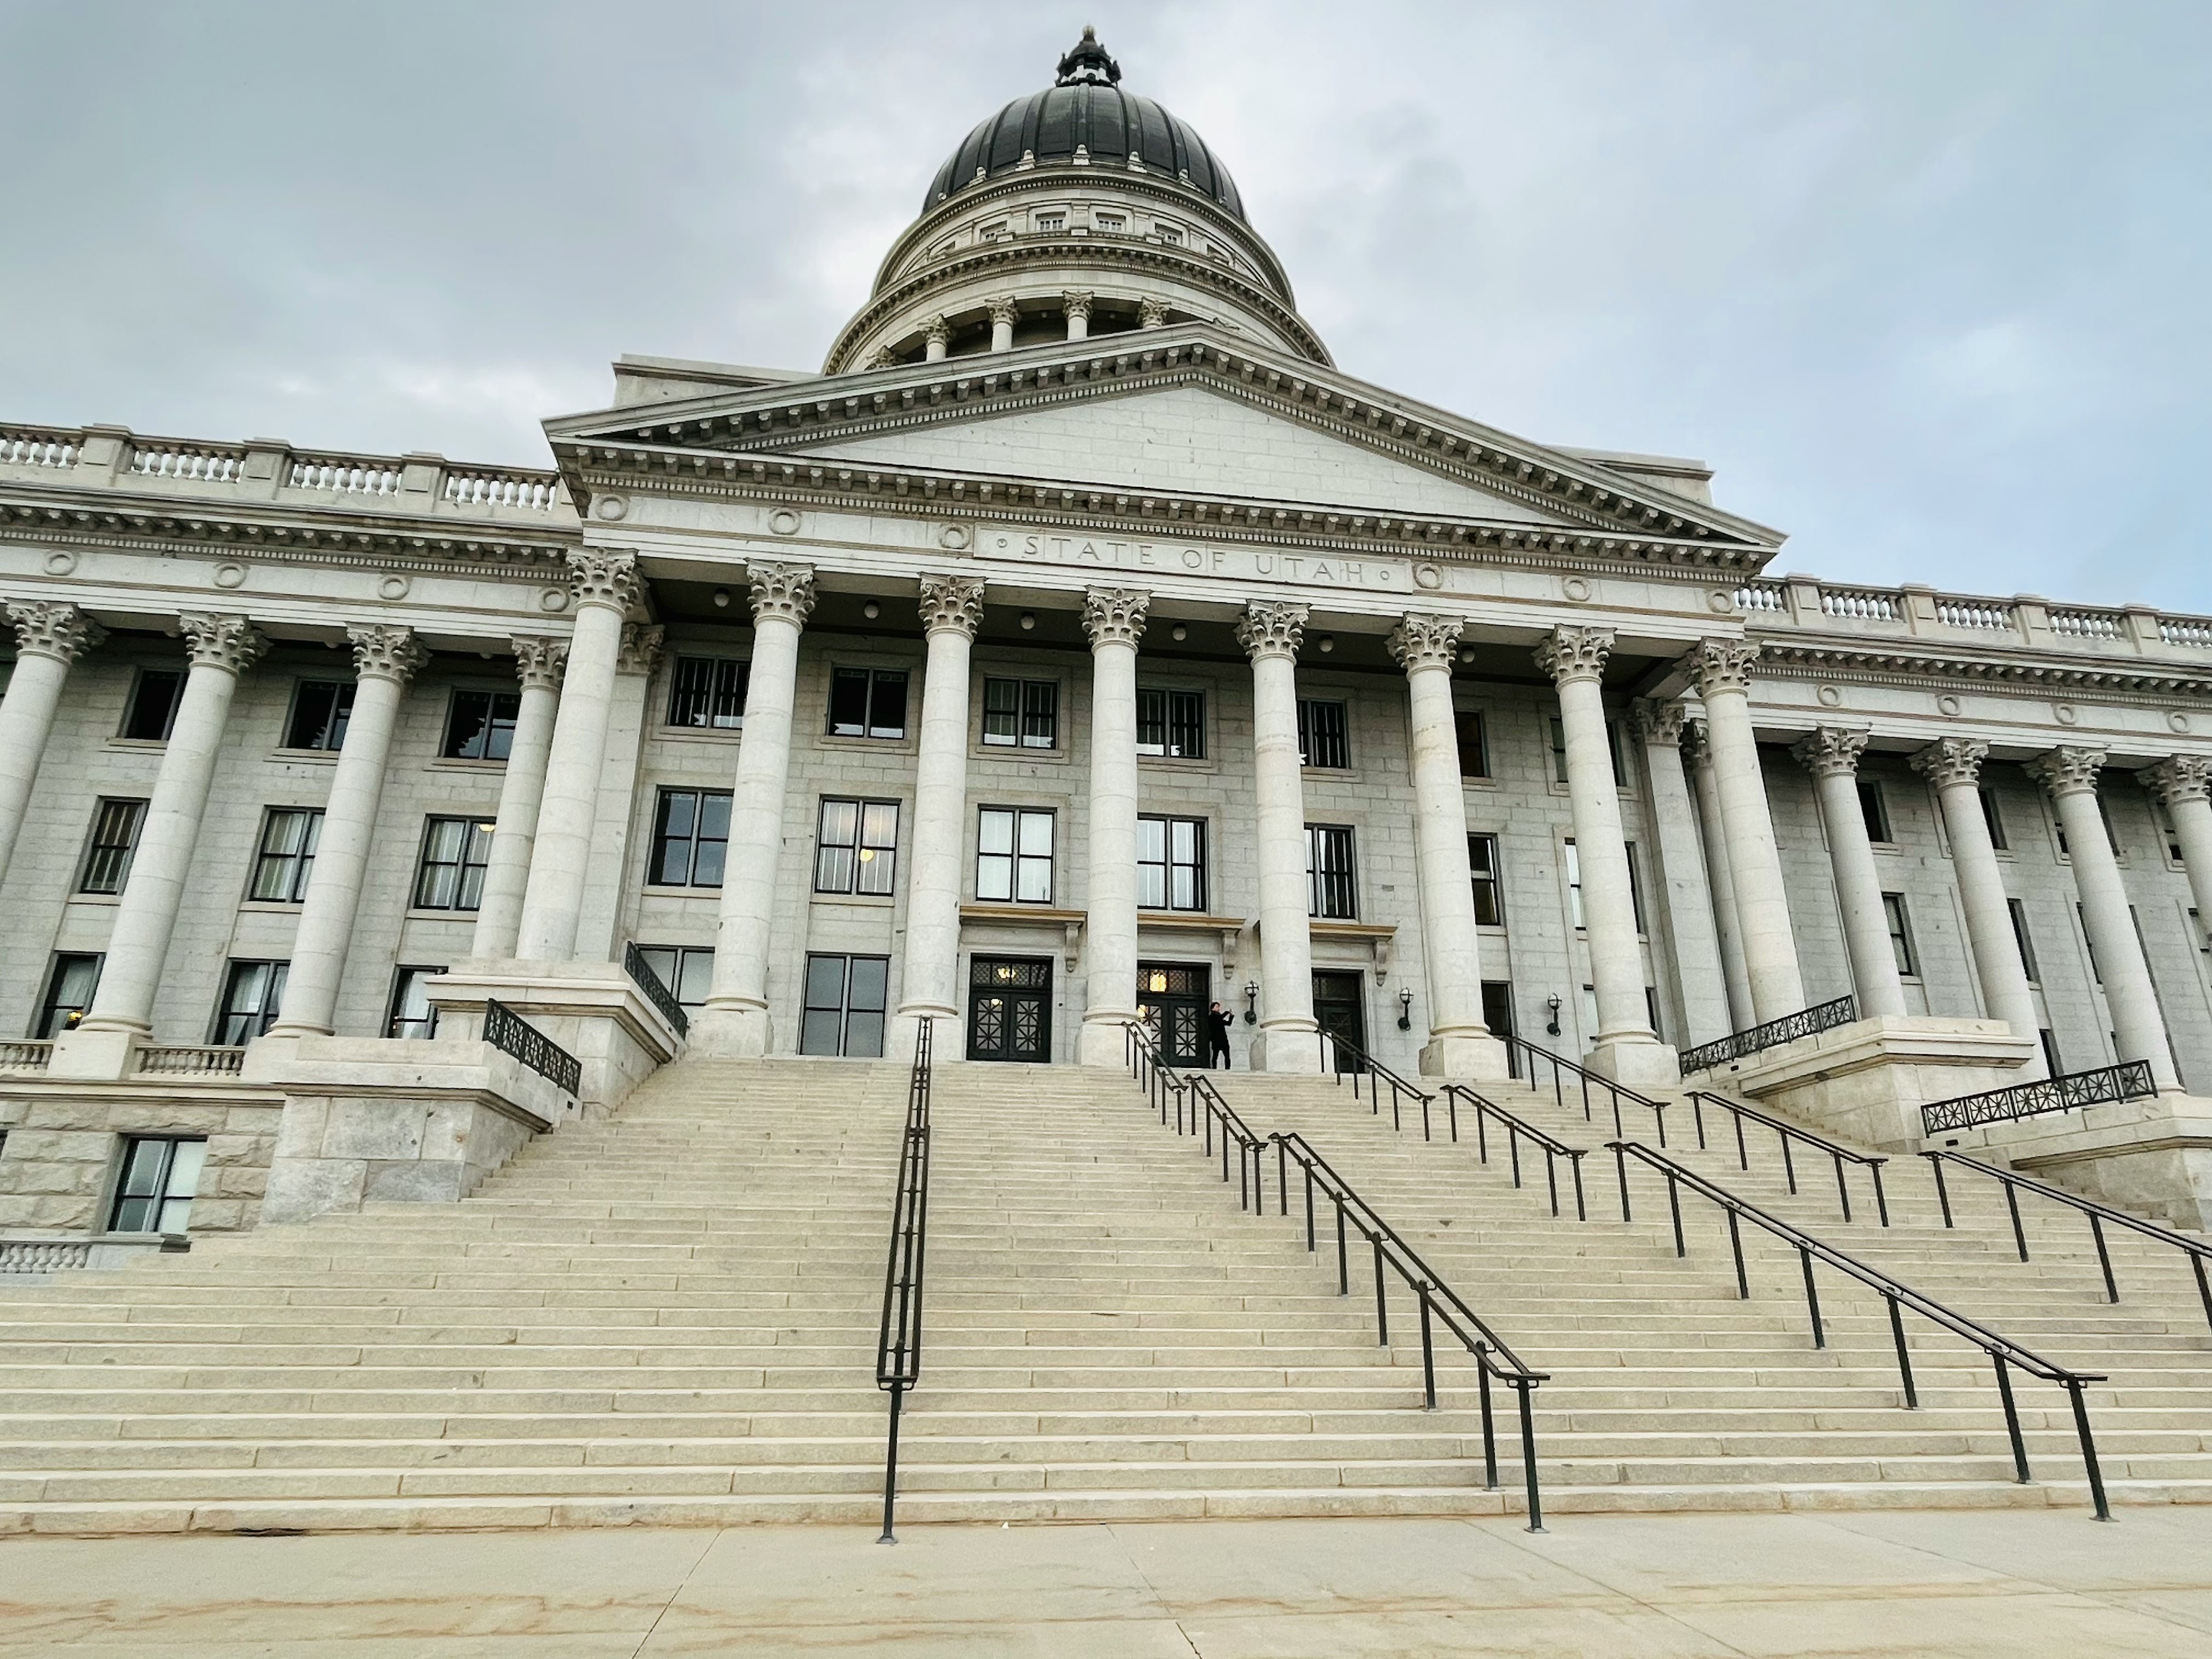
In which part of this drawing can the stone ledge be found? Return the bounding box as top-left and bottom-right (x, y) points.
(1706, 1015), (2036, 1149)
(1942, 1093), (2212, 1230)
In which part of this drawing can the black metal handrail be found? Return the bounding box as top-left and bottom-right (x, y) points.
(1316, 1028), (1435, 1135)
(1679, 994), (1858, 1075)
(875, 1017), (933, 1544)
(622, 942), (690, 1038)
(1441, 1084), (1589, 1220)
(1607, 1139), (2113, 1520)
(1685, 1089), (1889, 1226)
(1124, 1021), (1265, 1208)
(1498, 1031), (1668, 1146)
(1923, 1149), (2212, 1331)
(1269, 1131), (1550, 1532)
(1920, 1061), (2157, 1135)
(482, 998), (579, 1096)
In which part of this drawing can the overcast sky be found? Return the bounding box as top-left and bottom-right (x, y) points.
(3, 2), (2207, 609)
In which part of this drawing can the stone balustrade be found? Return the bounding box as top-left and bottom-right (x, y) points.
(1733, 576), (2212, 665)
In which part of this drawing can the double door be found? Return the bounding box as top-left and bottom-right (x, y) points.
(967, 956), (1052, 1062)
(1138, 962), (1210, 1067)
(1312, 970), (1366, 1074)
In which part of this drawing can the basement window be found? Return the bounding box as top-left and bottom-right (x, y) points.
(108, 1136), (206, 1234)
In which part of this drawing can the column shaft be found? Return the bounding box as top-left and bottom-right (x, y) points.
(0, 603), (103, 887)
(1637, 703), (1732, 1047)
(1077, 589), (1146, 1066)
(1692, 642), (1805, 1020)
(1916, 739), (2042, 1075)
(1240, 602), (1319, 1073)
(895, 578), (983, 1058)
(1796, 729), (1906, 1019)
(469, 638), (565, 957)
(1687, 722), (1756, 1031)
(2140, 759), (2212, 954)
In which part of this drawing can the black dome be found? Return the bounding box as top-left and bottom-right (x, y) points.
(925, 30), (1245, 221)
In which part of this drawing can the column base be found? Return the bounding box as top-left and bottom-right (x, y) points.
(1418, 1031), (1512, 1082)
(46, 1023), (146, 1082)
(1585, 1035), (1684, 1093)
(1252, 1021), (1323, 1075)
(1078, 1015), (1135, 1069)
(686, 1000), (770, 1059)
(1714, 1015), (2035, 1149)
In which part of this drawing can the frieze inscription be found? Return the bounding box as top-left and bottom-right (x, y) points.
(976, 529), (1417, 593)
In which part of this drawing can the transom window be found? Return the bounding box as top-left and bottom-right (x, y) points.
(386, 965), (446, 1039)
(1136, 688), (1204, 758)
(651, 789), (731, 888)
(108, 1136), (206, 1234)
(79, 798), (146, 895)
(1456, 709), (1490, 779)
(415, 817), (495, 911)
(119, 669), (183, 741)
(1468, 833), (1503, 927)
(816, 798), (900, 895)
(1297, 699), (1350, 769)
(443, 689), (520, 759)
(800, 954), (890, 1057)
(213, 959), (287, 1045)
(828, 666), (909, 739)
(982, 677), (1058, 748)
(1138, 815), (1207, 911)
(284, 680), (355, 752)
(977, 807), (1054, 904)
(35, 953), (101, 1038)
(1305, 824), (1357, 919)
(249, 808), (322, 903)
(668, 656), (751, 730)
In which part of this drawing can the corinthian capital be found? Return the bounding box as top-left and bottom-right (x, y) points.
(1687, 638), (1760, 699)
(1138, 297), (1171, 328)
(2025, 745), (2108, 799)
(346, 623), (427, 685)
(1632, 698), (1686, 748)
(510, 635), (569, 692)
(618, 623), (665, 676)
(6, 600), (105, 664)
(1910, 736), (1988, 790)
(918, 574), (986, 638)
(1084, 586), (1150, 649)
(1236, 599), (1308, 661)
(1791, 725), (1868, 779)
(987, 294), (1020, 328)
(1387, 612), (1463, 675)
(1062, 290), (1095, 323)
(177, 613), (268, 676)
(922, 314), (951, 350)
(1532, 624), (1613, 686)
(2138, 755), (2212, 808)
(746, 561), (817, 627)
(566, 549), (639, 612)
(1680, 717), (1713, 769)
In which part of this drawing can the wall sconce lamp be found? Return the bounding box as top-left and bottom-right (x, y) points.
(1396, 987), (1413, 1030)
(1243, 982), (1259, 1025)
(1545, 994), (1563, 1037)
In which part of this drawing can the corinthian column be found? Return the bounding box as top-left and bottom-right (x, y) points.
(1077, 588), (1149, 1066)
(988, 296), (1018, 353)
(1793, 726), (1906, 1020)
(893, 575), (984, 1059)
(514, 551), (636, 961)
(1389, 612), (1506, 1078)
(1636, 700), (1732, 1047)
(1912, 737), (2042, 1074)
(1536, 626), (1673, 1085)
(1684, 718), (1755, 1031)
(2029, 746), (2179, 1088)
(268, 624), (427, 1037)
(1688, 639), (1805, 1021)
(2139, 756), (2212, 950)
(1240, 600), (1321, 1073)
(0, 600), (105, 887)
(692, 561), (816, 1057)
(469, 637), (567, 958)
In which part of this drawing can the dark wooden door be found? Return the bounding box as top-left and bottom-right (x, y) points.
(967, 956), (1052, 1061)
(1311, 970), (1366, 1074)
(1137, 962), (1209, 1067)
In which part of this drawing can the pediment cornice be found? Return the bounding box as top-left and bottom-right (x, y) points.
(1755, 637), (2212, 704)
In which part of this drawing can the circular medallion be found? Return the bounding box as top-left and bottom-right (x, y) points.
(2054, 702), (2078, 725)
(42, 551), (77, 576)
(1937, 694), (1963, 717)
(1412, 562), (1444, 591)
(1709, 590), (1737, 614)
(1817, 685), (1843, 708)
(2171, 711), (2192, 734)
(767, 507), (802, 536)
(1562, 576), (1592, 603)
(378, 575), (411, 601)
(938, 523), (972, 551)
(593, 494), (628, 522)
(213, 563), (248, 589)
(539, 588), (571, 613)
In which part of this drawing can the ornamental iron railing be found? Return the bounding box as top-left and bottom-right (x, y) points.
(623, 942), (691, 1037)
(483, 999), (580, 1096)
(876, 1017), (933, 1544)
(1919, 1061), (2157, 1135)
(1679, 995), (1857, 1075)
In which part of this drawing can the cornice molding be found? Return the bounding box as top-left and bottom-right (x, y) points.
(1753, 638), (2212, 704)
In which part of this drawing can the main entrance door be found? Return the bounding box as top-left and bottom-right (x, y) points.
(967, 956), (1052, 1062)
(1137, 962), (1209, 1067)
(1312, 970), (1366, 1074)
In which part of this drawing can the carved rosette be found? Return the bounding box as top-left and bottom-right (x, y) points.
(346, 623), (428, 685)
(987, 295), (1020, 328)
(1063, 290), (1095, 324)
(2025, 745), (2108, 799)
(1387, 612), (1463, 676)
(918, 574), (986, 638)
(1084, 586), (1150, 650)
(1236, 600), (1308, 662)
(1910, 736), (1989, 790)
(1632, 698), (1687, 748)
(1791, 726), (1868, 779)
(510, 635), (569, 692)
(1532, 624), (1613, 686)
(618, 623), (666, 676)
(746, 562), (817, 627)
(566, 549), (640, 613)
(1138, 297), (1171, 328)
(177, 612), (269, 676)
(7, 600), (105, 664)
(1687, 638), (1760, 699)
(2138, 755), (2212, 807)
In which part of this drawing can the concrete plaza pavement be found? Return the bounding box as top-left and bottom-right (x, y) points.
(1, 1508), (2208, 1656)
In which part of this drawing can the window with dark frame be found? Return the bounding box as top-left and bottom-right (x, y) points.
(1296, 699), (1350, 769)
(249, 808), (322, 903)
(1882, 893), (1918, 976)
(2079, 902), (2100, 980)
(442, 688), (521, 759)
(1468, 832), (1503, 926)
(650, 789), (731, 888)
(2008, 898), (2040, 983)
(1564, 838), (1584, 927)
(213, 959), (287, 1045)
(1455, 708), (1490, 779)
(815, 798), (900, 895)
(976, 806), (1054, 903)
(633, 945), (714, 1013)
(1548, 718), (1569, 785)
(1859, 779), (1893, 843)
(284, 680), (355, 751)
(35, 953), (101, 1037)
(1136, 687), (1204, 758)
(827, 666), (909, 739)
(1626, 841), (1647, 933)
(79, 798), (147, 895)
(982, 677), (1058, 748)
(119, 669), (184, 741)
(1304, 824), (1357, 919)
(1979, 787), (2008, 851)
(385, 966), (446, 1039)
(2039, 1028), (2063, 1077)
(414, 817), (496, 910)
(666, 656), (751, 731)
(1137, 815), (1206, 911)
(107, 1136), (206, 1234)
(800, 954), (890, 1057)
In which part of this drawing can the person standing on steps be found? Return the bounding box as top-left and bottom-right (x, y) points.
(1206, 1002), (1233, 1069)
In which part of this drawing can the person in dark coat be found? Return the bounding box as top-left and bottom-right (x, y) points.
(1206, 1002), (1233, 1069)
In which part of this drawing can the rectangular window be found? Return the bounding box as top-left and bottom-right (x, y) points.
(1646, 986), (1665, 1040)
(284, 680), (355, 752)
(2078, 902), (2100, 982)
(1455, 708), (1490, 779)
(976, 806), (1054, 903)
(633, 945), (715, 1013)
(816, 798), (900, 895)
(2008, 897), (2040, 983)
(107, 1136), (206, 1234)
(1469, 833), (1503, 927)
(1035, 211), (1066, 232)
(1095, 213), (1126, 232)
(982, 677), (1058, 748)
(79, 798), (147, 895)
(249, 808), (322, 903)
(1136, 687), (1205, 758)
(1564, 838), (1584, 927)
(119, 668), (184, 741)
(414, 817), (496, 911)
(1625, 842), (1647, 933)
(1305, 824), (1357, 919)
(1549, 718), (1569, 785)
(1607, 719), (1627, 788)
(1297, 699), (1350, 769)
(385, 965), (446, 1039)
(1137, 815), (1207, 911)
(2156, 803), (2186, 865)
(443, 688), (521, 759)
(1859, 779), (1893, 843)
(2039, 1028), (2063, 1077)
(35, 952), (101, 1038)
(828, 666), (909, 739)
(666, 656), (750, 731)
(650, 789), (732, 888)
(800, 953), (891, 1058)
(213, 959), (287, 1045)
(1883, 893), (1918, 977)
(1979, 787), (2008, 851)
